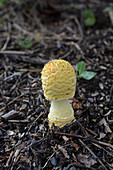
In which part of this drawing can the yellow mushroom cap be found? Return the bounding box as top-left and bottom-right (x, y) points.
(41, 59), (76, 100)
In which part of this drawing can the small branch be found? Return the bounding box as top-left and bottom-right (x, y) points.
(79, 139), (107, 170)
(6, 55), (48, 65)
(8, 120), (29, 123)
(6, 151), (14, 167)
(54, 132), (113, 149)
(54, 132), (86, 139)
(74, 17), (84, 42)
(13, 23), (34, 38)
(16, 68), (41, 72)
(76, 120), (89, 137)
(0, 50), (33, 55)
(43, 152), (56, 169)
(0, 93), (25, 113)
(92, 139), (113, 149)
(28, 112), (44, 132)
(91, 142), (113, 157)
(1, 36), (10, 51)
(60, 50), (73, 59)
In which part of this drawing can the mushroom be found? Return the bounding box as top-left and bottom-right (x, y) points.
(41, 59), (76, 128)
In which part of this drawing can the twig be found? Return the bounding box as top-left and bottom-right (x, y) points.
(8, 120), (29, 123)
(6, 55), (48, 65)
(6, 151), (14, 167)
(92, 139), (113, 149)
(0, 50), (33, 55)
(76, 120), (89, 137)
(0, 93), (25, 113)
(54, 132), (113, 149)
(16, 68), (41, 72)
(28, 112), (44, 132)
(54, 131), (86, 139)
(59, 50), (73, 59)
(79, 139), (107, 170)
(13, 23), (34, 38)
(74, 17), (84, 42)
(92, 142), (113, 157)
(10, 154), (21, 170)
(1, 36), (10, 51)
(30, 133), (42, 138)
(86, 128), (98, 137)
(43, 151), (56, 169)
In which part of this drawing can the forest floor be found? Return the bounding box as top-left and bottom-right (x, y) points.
(0, 0), (113, 169)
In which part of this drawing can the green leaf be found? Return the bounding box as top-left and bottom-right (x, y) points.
(84, 10), (94, 18)
(0, 0), (6, 7)
(107, 98), (110, 102)
(76, 61), (86, 75)
(92, 119), (96, 122)
(76, 74), (82, 78)
(24, 127), (27, 130)
(16, 37), (32, 49)
(104, 107), (109, 110)
(84, 17), (96, 26)
(12, 143), (15, 146)
(80, 71), (96, 80)
(84, 10), (96, 26)
(104, 7), (113, 12)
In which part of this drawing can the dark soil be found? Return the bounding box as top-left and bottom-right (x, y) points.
(0, 0), (113, 170)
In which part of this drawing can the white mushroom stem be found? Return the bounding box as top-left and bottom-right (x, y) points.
(48, 99), (75, 128)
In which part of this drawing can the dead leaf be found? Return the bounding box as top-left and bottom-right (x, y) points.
(71, 141), (79, 151)
(77, 153), (97, 168)
(58, 145), (70, 159)
(62, 136), (69, 142)
(99, 118), (112, 133)
(98, 132), (106, 140)
(70, 98), (82, 110)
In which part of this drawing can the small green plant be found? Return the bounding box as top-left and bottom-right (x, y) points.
(0, 18), (3, 24)
(104, 7), (113, 12)
(24, 127), (27, 130)
(107, 98), (110, 102)
(92, 119), (96, 123)
(0, 0), (6, 8)
(104, 106), (109, 110)
(19, 112), (23, 115)
(104, 6), (113, 25)
(12, 143), (15, 146)
(76, 61), (96, 80)
(84, 10), (96, 26)
(16, 36), (32, 49)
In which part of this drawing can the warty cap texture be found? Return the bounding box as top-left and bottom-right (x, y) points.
(41, 59), (76, 100)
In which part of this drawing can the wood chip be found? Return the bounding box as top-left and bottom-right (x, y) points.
(99, 83), (104, 90)
(58, 145), (70, 159)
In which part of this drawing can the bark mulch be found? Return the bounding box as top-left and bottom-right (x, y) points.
(0, 0), (113, 169)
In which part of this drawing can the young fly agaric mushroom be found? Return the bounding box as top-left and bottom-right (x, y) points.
(41, 59), (76, 128)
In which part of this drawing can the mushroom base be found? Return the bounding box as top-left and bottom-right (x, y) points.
(48, 99), (75, 128)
